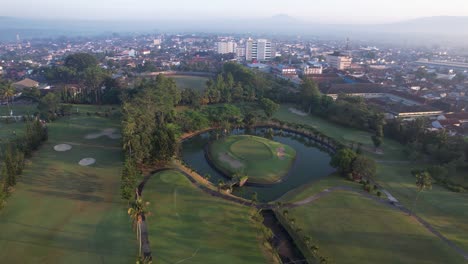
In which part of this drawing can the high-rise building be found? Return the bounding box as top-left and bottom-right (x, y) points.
(216, 41), (237, 54)
(245, 38), (273, 61)
(326, 52), (352, 70)
(236, 47), (246, 58)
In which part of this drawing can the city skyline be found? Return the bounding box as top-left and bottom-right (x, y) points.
(2, 0), (468, 24)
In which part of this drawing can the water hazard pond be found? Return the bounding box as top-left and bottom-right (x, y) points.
(182, 127), (335, 202)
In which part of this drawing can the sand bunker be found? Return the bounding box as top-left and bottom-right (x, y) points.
(79, 158), (96, 166)
(85, 128), (121, 139)
(219, 152), (244, 169)
(277, 147), (286, 160)
(289, 107), (307, 116)
(54, 144), (72, 152)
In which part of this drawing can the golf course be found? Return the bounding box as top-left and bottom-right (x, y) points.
(143, 170), (276, 263)
(0, 105), (134, 263)
(207, 135), (296, 184)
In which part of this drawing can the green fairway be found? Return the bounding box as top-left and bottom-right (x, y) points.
(0, 104), (37, 142)
(144, 170), (273, 263)
(275, 103), (468, 258)
(171, 75), (209, 92)
(284, 191), (466, 264)
(0, 104), (37, 116)
(273, 104), (405, 161)
(208, 135), (296, 184)
(0, 105), (134, 263)
(376, 163), (468, 255)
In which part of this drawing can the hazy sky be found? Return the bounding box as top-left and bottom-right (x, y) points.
(3, 0), (468, 23)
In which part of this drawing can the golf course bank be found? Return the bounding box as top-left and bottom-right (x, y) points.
(207, 135), (296, 184)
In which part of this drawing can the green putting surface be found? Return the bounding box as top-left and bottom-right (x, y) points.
(208, 135), (296, 184)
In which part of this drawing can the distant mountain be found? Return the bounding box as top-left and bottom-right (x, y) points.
(377, 16), (468, 35)
(1, 15), (468, 45)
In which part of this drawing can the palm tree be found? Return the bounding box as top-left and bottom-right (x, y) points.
(128, 198), (150, 257)
(0, 84), (15, 114)
(410, 170), (432, 215)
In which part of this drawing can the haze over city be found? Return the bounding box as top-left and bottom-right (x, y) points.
(2, 0), (468, 23)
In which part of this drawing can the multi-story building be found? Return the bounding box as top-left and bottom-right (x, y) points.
(236, 47), (246, 59)
(273, 64), (297, 76)
(216, 41), (237, 54)
(302, 64), (323, 75)
(246, 38), (272, 61)
(326, 51), (352, 70)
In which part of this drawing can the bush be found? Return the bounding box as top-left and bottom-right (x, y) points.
(377, 191), (382, 197)
(364, 184), (371, 192)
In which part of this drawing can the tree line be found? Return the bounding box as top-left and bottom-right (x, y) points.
(120, 75), (180, 201)
(41, 53), (121, 104)
(0, 119), (48, 208)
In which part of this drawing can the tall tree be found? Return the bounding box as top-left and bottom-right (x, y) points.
(351, 155), (377, 181)
(410, 170), (432, 215)
(300, 78), (321, 113)
(260, 98), (279, 119)
(64, 53), (98, 72)
(0, 83), (15, 113)
(330, 148), (357, 174)
(83, 66), (108, 104)
(128, 198), (150, 258)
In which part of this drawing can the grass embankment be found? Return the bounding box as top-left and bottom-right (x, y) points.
(144, 170), (275, 263)
(283, 191), (466, 264)
(172, 75), (209, 92)
(0, 105), (133, 263)
(208, 135), (296, 184)
(274, 104), (468, 258)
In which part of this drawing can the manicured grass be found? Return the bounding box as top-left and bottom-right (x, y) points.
(377, 163), (468, 255)
(171, 75), (209, 92)
(144, 170), (273, 264)
(276, 103), (468, 256)
(0, 105), (37, 142)
(0, 105), (133, 263)
(285, 192), (466, 264)
(279, 173), (361, 203)
(273, 104), (406, 161)
(0, 104), (37, 116)
(208, 135), (296, 184)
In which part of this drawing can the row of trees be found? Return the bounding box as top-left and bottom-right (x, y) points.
(385, 118), (468, 189)
(1, 119), (48, 207)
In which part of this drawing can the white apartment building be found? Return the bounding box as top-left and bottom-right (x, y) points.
(246, 38), (272, 61)
(326, 52), (352, 70)
(216, 41), (237, 54)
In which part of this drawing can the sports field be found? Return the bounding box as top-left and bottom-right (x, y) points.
(144, 170), (274, 263)
(0, 105), (134, 263)
(208, 135), (296, 184)
(171, 75), (209, 92)
(283, 191), (466, 264)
